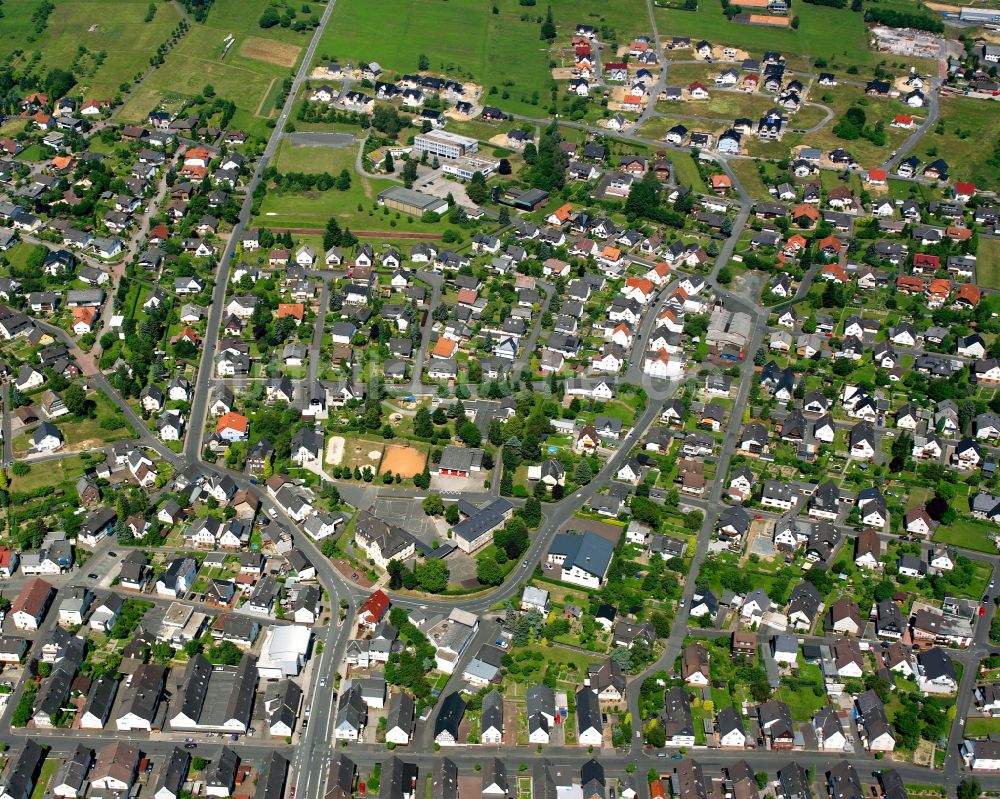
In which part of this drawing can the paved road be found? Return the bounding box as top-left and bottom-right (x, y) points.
(406, 271), (443, 394)
(185, 0), (338, 464)
(883, 78), (942, 172)
(512, 278), (553, 381)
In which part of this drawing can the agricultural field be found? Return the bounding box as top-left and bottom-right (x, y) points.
(118, 0), (315, 137)
(0, 0), (183, 100)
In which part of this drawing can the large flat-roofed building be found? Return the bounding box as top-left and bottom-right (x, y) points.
(960, 6), (1000, 22)
(377, 187), (449, 217)
(413, 131), (478, 159)
(441, 156), (499, 180)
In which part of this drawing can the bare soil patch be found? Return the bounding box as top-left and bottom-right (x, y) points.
(240, 36), (302, 68)
(379, 444), (426, 478)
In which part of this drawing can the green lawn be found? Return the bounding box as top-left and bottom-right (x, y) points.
(118, 0), (315, 137)
(978, 238), (1000, 291)
(776, 662), (827, 721)
(966, 717), (1000, 737)
(9, 453), (94, 494)
(522, 642), (602, 676)
(933, 518), (998, 555)
(30, 759), (58, 799)
(917, 96), (1000, 190)
(0, 0), (183, 100)
(670, 150), (708, 194)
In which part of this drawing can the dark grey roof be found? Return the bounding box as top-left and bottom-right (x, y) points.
(82, 675), (118, 727)
(575, 686), (602, 734)
(53, 745), (92, 795)
(451, 498), (514, 544)
(434, 693), (465, 739)
(548, 532), (614, 579)
(481, 690), (503, 734)
(527, 684), (555, 718)
(206, 747), (240, 793)
(256, 752), (288, 799)
(433, 759), (459, 799)
(154, 748), (190, 799)
(0, 741), (44, 799)
(777, 764), (813, 799)
(386, 691), (414, 736)
(716, 705), (745, 737)
(663, 687), (693, 737)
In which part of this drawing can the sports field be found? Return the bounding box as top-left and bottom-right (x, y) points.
(379, 444), (427, 478)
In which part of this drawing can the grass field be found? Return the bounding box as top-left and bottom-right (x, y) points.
(118, 0), (315, 137)
(670, 150), (708, 194)
(966, 718), (1000, 737)
(314, 0), (649, 117)
(9, 453), (93, 494)
(273, 140), (355, 173)
(690, 92), (782, 121)
(257, 140), (464, 242)
(640, 115), (729, 139)
(730, 158), (772, 201)
(654, 2), (935, 73)
(0, 0), (183, 100)
(257, 141), (396, 230)
(745, 86), (914, 168)
(916, 96), (1000, 190)
(30, 759), (58, 799)
(978, 238), (1000, 290)
(932, 518), (998, 554)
